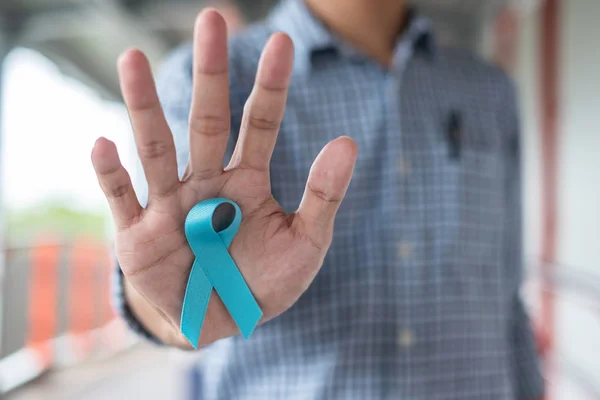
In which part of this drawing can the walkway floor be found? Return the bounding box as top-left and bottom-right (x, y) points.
(4, 341), (596, 399)
(5, 344), (194, 400)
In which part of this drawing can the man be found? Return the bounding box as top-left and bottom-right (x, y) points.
(91, 0), (544, 398)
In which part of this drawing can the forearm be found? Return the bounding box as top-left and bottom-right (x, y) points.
(123, 278), (190, 348)
(124, 276), (240, 348)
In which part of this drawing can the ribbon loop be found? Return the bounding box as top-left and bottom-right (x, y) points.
(180, 198), (262, 348)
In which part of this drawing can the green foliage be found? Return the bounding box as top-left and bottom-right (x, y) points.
(5, 201), (110, 245)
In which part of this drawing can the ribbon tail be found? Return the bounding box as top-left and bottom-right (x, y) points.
(180, 258), (213, 348)
(201, 239), (263, 339)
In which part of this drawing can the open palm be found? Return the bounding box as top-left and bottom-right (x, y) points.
(91, 10), (357, 348)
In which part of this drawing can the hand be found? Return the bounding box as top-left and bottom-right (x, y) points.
(91, 9), (357, 348)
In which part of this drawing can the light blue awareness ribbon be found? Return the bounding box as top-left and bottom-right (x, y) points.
(180, 198), (262, 348)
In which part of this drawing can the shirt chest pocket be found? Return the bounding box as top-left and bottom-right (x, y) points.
(459, 147), (504, 219)
(439, 116), (507, 272)
(456, 112), (505, 209)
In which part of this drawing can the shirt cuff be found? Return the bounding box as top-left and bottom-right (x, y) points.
(111, 263), (165, 345)
(513, 298), (546, 399)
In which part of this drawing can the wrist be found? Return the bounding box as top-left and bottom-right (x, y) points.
(123, 278), (193, 349)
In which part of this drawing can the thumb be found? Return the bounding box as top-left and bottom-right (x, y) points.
(295, 136), (358, 246)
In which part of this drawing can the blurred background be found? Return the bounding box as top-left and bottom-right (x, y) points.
(0, 0), (598, 399)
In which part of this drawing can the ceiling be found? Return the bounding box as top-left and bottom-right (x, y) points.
(0, 0), (508, 100)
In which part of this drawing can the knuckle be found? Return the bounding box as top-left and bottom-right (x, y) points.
(108, 182), (130, 199)
(245, 107), (280, 132)
(249, 116), (279, 131)
(195, 63), (227, 77)
(139, 140), (171, 160)
(190, 114), (229, 137)
(309, 185), (341, 204)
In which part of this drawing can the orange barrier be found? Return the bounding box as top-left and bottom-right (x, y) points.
(1, 240), (133, 394)
(68, 238), (98, 358)
(26, 240), (60, 368)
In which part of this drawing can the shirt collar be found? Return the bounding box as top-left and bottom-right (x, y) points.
(268, 0), (438, 73)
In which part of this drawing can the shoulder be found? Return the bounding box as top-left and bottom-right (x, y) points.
(436, 47), (518, 119)
(437, 47), (516, 96)
(434, 47), (520, 146)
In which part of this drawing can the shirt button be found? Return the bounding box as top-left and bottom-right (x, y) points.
(397, 328), (414, 348)
(398, 158), (411, 176)
(397, 242), (413, 259)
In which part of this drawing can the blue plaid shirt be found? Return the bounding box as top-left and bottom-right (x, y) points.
(115, 1), (544, 398)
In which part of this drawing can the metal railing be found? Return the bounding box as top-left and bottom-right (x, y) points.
(0, 240), (135, 394)
(0, 243), (598, 397)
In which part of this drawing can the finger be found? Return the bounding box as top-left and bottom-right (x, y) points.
(228, 33), (294, 172)
(188, 9), (231, 180)
(92, 137), (142, 230)
(296, 137), (358, 245)
(118, 49), (179, 198)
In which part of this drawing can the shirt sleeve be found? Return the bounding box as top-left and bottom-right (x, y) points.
(500, 76), (545, 399)
(511, 294), (545, 399)
(112, 42), (247, 344)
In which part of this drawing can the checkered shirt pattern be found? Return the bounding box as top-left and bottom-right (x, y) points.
(113, 1), (544, 398)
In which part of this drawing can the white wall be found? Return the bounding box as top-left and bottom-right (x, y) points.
(558, 1), (600, 275)
(516, 5), (542, 268)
